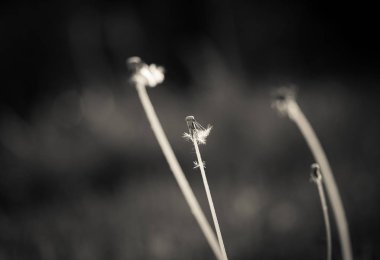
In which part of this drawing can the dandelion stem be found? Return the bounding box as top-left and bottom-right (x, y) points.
(311, 164), (332, 260)
(287, 100), (352, 260)
(135, 83), (224, 260)
(192, 137), (228, 260)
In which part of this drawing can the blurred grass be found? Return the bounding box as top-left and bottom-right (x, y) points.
(0, 59), (378, 258)
(0, 1), (379, 259)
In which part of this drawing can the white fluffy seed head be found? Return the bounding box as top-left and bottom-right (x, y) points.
(183, 116), (212, 145)
(127, 57), (165, 88)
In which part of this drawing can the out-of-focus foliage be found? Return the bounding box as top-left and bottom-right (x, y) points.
(0, 1), (379, 259)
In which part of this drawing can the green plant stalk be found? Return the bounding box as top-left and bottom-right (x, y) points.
(192, 138), (228, 260)
(135, 83), (224, 260)
(287, 100), (352, 260)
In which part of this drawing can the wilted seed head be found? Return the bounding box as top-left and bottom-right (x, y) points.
(310, 163), (322, 183)
(127, 56), (165, 88)
(183, 116), (212, 145)
(271, 86), (297, 117)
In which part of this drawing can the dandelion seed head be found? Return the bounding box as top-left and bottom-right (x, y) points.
(127, 57), (165, 88)
(183, 116), (212, 145)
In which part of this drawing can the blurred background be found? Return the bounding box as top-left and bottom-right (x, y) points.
(0, 1), (379, 259)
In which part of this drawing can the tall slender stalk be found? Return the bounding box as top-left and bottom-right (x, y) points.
(128, 57), (224, 260)
(273, 88), (353, 260)
(311, 163), (332, 260)
(185, 116), (228, 260)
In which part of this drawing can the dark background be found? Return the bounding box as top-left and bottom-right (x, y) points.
(0, 1), (379, 259)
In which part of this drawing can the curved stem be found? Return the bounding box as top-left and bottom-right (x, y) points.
(288, 101), (353, 260)
(314, 177), (332, 260)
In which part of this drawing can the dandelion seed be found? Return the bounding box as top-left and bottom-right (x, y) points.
(195, 123), (212, 144)
(182, 132), (193, 142)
